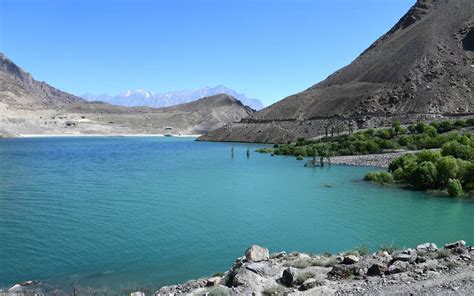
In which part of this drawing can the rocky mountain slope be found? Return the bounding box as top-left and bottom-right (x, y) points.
(200, 0), (474, 143)
(82, 85), (264, 110)
(0, 54), (254, 135)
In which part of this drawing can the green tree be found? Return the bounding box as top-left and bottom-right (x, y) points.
(411, 161), (438, 189)
(436, 156), (459, 186)
(447, 179), (463, 197)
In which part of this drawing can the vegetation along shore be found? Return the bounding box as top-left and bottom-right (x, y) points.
(256, 118), (474, 197)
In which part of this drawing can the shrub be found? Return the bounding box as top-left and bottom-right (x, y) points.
(466, 118), (474, 126)
(379, 243), (398, 254)
(364, 171), (394, 184)
(438, 121), (453, 133)
(447, 179), (463, 197)
(411, 161), (438, 189)
(399, 135), (414, 147)
(354, 244), (369, 256)
(436, 156), (459, 186)
(437, 249), (450, 259)
(392, 121), (402, 135)
(454, 120), (466, 128)
(441, 141), (474, 161)
(256, 148), (273, 154)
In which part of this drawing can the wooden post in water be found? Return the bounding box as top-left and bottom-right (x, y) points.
(246, 147), (250, 158)
(231, 146), (234, 159)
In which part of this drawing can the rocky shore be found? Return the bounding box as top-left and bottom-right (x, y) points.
(156, 241), (473, 295)
(328, 151), (414, 168)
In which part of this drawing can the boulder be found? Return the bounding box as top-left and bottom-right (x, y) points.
(388, 261), (410, 274)
(416, 243), (438, 252)
(343, 255), (359, 265)
(206, 276), (221, 286)
(444, 240), (466, 249)
(328, 265), (353, 279)
(130, 293), (145, 296)
(367, 264), (388, 276)
(301, 278), (318, 290)
(280, 267), (297, 287)
(392, 249), (417, 264)
(245, 261), (270, 276)
(245, 245), (269, 262)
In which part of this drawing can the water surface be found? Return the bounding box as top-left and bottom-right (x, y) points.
(0, 137), (472, 290)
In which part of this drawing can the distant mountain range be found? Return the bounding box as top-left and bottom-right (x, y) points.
(82, 85), (264, 111)
(0, 53), (255, 136)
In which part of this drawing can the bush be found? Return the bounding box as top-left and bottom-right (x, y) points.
(364, 171), (394, 184)
(466, 118), (474, 126)
(256, 148), (273, 154)
(411, 161), (438, 189)
(441, 141), (474, 161)
(379, 243), (398, 254)
(454, 120), (466, 128)
(436, 156), (459, 186)
(438, 121), (453, 133)
(447, 179), (463, 197)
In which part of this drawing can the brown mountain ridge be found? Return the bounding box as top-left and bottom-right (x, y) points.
(199, 0), (473, 143)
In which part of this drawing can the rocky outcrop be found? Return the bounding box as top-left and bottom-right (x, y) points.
(156, 241), (473, 295)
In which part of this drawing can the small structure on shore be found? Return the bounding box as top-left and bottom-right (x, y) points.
(164, 126), (173, 137)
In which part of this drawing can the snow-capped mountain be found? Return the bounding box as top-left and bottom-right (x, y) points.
(82, 85), (264, 110)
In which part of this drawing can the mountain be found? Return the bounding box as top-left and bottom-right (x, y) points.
(0, 54), (254, 136)
(82, 85), (265, 110)
(199, 0), (473, 143)
(0, 53), (84, 109)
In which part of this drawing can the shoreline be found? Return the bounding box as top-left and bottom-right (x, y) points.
(11, 133), (202, 138)
(5, 240), (472, 295)
(327, 151), (415, 168)
(156, 241), (472, 295)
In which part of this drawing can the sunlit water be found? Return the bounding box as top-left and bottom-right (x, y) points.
(0, 137), (472, 291)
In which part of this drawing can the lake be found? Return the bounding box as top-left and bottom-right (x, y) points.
(0, 137), (472, 292)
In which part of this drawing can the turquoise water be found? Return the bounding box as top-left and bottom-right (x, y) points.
(0, 137), (473, 291)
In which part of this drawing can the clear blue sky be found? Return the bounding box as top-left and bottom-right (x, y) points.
(0, 0), (414, 106)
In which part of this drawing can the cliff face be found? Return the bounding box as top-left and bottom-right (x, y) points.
(200, 0), (474, 143)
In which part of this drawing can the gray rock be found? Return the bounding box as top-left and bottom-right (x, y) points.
(245, 245), (269, 262)
(392, 249), (417, 264)
(206, 276), (222, 286)
(301, 278), (318, 290)
(388, 261), (410, 274)
(281, 267), (297, 287)
(343, 255), (359, 264)
(367, 264), (388, 276)
(246, 261), (270, 276)
(444, 240), (466, 249)
(416, 243), (438, 252)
